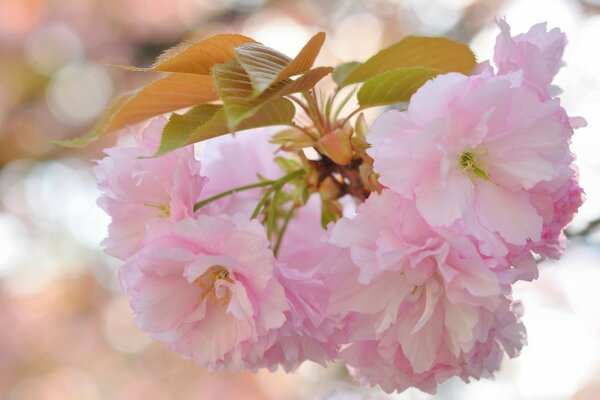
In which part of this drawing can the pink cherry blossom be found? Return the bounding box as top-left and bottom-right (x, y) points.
(250, 261), (343, 371)
(530, 172), (584, 259)
(94, 117), (205, 260)
(367, 71), (579, 257)
(494, 19), (567, 97)
(198, 129), (281, 216)
(119, 214), (288, 371)
(342, 299), (525, 394)
(194, 132), (344, 370)
(250, 196), (345, 371)
(327, 190), (526, 393)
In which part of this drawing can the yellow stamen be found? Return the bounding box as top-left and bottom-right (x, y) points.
(194, 266), (233, 305)
(459, 151), (490, 181)
(144, 202), (170, 218)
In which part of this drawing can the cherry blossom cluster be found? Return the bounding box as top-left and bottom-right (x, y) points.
(95, 20), (584, 393)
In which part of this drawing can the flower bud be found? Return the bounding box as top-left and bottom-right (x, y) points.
(317, 128), (353, 166)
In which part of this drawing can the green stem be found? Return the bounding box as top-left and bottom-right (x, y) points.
(267, 187), (281, 238)
(251, 186), (275, 219)
(194, 169), (305, 213)
(193, 180), (274, 212)
(289, 122), (319, 141)
(333, 86), (359, 122)
(250, 169), (305, 220)
(302, 90), (327, 135)
(273, 204), (295, 256)
(339, 106), (363, 128)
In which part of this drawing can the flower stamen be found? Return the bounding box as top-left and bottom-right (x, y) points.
(460, 151), (490, 181)
(143, 202), (170, 218)
(195, 266), (233, 305)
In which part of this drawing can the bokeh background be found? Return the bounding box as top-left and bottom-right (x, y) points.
(1, 0), (599, 399)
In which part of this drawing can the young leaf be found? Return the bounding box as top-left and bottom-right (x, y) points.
(277, 32), (326, 79)
(212, 59), (269, 127)
(154, 98), (294, 156)
(213, 59), (330, 128)
(321, 199), (343, 228)
(270, 128), (315, 151)
(332, 61), (361, 86)
(316, 129), (353, 165)
(57, 73), (218, 147)
(155, 104), (222, 156)
(234, 32), (326, 95)
(123, 34), (258, 74)
(182, 98), (295, 147)
(292, 180), (310, 206)
(234, 43), (293, 96)
(341, 36), (476, 86)
(357, 67), (441, 108)
(274, 156), (303, 173)
(275, 66), (333, 97)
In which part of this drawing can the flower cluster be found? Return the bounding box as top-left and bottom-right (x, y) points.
(94, 20), (583, 393)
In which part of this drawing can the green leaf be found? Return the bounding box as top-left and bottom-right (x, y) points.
(332, 61), (361, 86)
(213, 59), (330, 128)
(293, 180), (310, 206)
(274, 156), (303, 173)
(357, 67), (441, 108)
(185, 98), (294, 145)
(56, 73), (218, 147)
(154, 97), (295, 155)
(234, 32), (326, 96)
(341, 36), (476, 86)
(212, 59), (261, 127)
(270, 128), (315, 151)
(155, 104), (222, 156)
(234, 43), (293, 96)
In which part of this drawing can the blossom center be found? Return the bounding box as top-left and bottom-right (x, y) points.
(459, 151), (490, 181)
(195, 266), (233, 305)
(144, 202), (170, 218)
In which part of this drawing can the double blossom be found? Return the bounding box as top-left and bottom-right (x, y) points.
(93, 20), (584, 394)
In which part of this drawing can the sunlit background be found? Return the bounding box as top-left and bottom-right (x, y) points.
(1, 0), (599, 399)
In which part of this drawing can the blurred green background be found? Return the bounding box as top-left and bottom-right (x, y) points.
(1, 0), (599, 399)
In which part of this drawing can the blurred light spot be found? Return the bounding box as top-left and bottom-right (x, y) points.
(46, 62), (112, 126)
(332, 12), (383, 61)
(500, 0), (582, 35)
(25, 24), (83, 75)
(408, 0), (463, 34)
(242, 11), (311, 55)
(22, 159), (109, 248)
(0, 214), (28, 276)
(0, 159), (112, 294)
(102, 296), (152, 353)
